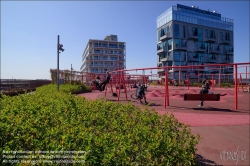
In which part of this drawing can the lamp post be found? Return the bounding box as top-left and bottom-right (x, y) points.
(57, 35), (65, 91)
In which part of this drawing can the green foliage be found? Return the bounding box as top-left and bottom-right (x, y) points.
(150, 81), (158, 86)
(36, 84), (91, 94)
(0, 84), (200, 165)
(179, 81), (184, 86)
(221, 83), (231, 88)
(192, 82), (199, 87)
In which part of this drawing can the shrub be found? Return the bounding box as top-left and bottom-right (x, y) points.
(221, 83), (231, 88)
(0, 85), (200, 165)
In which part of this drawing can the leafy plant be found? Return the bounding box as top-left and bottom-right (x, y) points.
(0, 84), (201, 165)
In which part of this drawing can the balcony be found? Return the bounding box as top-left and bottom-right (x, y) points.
(224, 50), (233, 55)
(194, 46), (206, 53)
(157, 48), (166, 54)
(210, 49), (220, 54)
(173, 44), (187, 51)
(220, 38), (231, 45)
(204, 36), (216, 43)
(223, 58), (233, 63)
(203, 56), (217, 63)
(187, 54), (199, 61)
(159, 57), (168, 62)
(160, 32), (171, 42)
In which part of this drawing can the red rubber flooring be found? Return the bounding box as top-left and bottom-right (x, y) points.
(77, 85), (250, 165)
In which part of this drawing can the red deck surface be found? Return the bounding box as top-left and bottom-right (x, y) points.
(77, 85), (250, 165)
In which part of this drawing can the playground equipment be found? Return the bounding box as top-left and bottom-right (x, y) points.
(112, 62), (250, 110)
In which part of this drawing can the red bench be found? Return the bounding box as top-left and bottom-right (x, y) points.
(184, 94), (220, 101)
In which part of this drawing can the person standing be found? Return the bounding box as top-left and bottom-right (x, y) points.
(136, 84), (148, 104)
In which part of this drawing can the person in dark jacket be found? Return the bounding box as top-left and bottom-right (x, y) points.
(199, 79), (210, 107)
(99, 71), (111, 91)
(93, 76), (102, 91)
(136, 84), (148, 104)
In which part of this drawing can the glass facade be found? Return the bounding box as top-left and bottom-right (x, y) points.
(174, 24), (179, 37)
(157, 4), (234, 80)
(157, 4), (233, 31)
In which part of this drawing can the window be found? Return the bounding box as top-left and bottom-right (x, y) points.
(220, 32), (223, 40)
(209, 54), (216, 60)
(198, 42), (203, 48)
(208, 30), (215, 38)
(204, 42), (208, 53)
(174, 52), (180, 61)
(167, 26), (170, 32)
(198, 28), (203, 41)
(158, 30), (161, 42)
(225, 32), (230, 41)
(193, 53), (198, 58)
(174, 61), (180, 66)
(198, 53), (203, 62)
(181, 39), (185, 47)
(192, 27), (198, 36)
(159, 52), (167, 60)
(205, 29), (208, 37)
(168, 39), (172, 50)
(183, 51), (187, 61)
(168, 61), (173, 70)
(174, 39), (180, 47)
(161, 27), (166, 37)
(157, 43), (163, 50)
(174, 24), (179, 37)
(183, 25), (186, 38)
(209, 43), (213, 50)
(225, 55), (230, 60)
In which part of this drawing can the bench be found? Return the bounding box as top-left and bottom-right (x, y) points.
(184, 94), (220, 101)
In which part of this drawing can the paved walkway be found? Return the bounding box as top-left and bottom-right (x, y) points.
(77, 85), (250, 165)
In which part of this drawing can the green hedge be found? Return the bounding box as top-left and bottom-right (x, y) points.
(0, 85), (200, 165)
(36, 84), (91, 94)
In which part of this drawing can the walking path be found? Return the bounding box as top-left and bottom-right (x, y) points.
(77, 85), (250, 165)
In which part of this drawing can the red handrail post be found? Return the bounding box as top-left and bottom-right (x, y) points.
(164, 68), (169, 108)
(212, 74), (214, 90)
(246, 66), (248, 88)
(198, 70), (200, 87)
(234, 65), (238, 110)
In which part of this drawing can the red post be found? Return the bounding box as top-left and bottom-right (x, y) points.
(164, 69), (169, 108)
(246, 66), (248, 88)
(212, 74), (214, 90)
(198, 70), (200, 87)
(179, 69), (181, 88)
(122, 71), (128, 100)
(234, 65), (238, 110)
(240, 74), (243, 92)
(118, 71), (121, 102)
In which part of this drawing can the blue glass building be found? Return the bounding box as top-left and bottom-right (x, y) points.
(157, 4), (234, 82)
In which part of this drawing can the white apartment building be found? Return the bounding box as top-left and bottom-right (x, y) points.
(80, 35), (126, 76)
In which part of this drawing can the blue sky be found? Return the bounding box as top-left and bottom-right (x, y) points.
(1, 1), (249, 79)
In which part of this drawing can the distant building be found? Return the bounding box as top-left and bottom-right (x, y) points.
(80, 35), (126, 76)
(156, 4), (234, 82)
